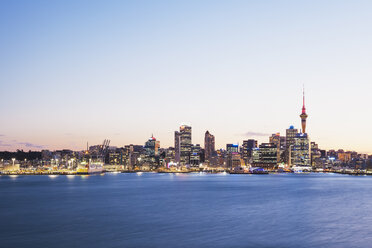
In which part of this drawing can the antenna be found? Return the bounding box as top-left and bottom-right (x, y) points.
(302, 84), (306, 114)
(303, 84), (305, 107)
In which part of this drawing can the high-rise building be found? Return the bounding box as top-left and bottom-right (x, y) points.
(144, 135), (160, 157)
(226, 144), (239, 154)
(174, 131), (181, 163)
(300, 88), (308, 134)
(292, 133), (311, 167)
(252, 148), (260, 164)
(204, 131), (215, 162)
(253, 143), (278, 170)
(269, 133), (286, 150)
(190, 144), (201, 166)
(286, 126), (298, 149)
(269, 133), (285, 163)
(311, 142), (322, 167)
(226, 143), (240, 168)
(285, 126), (298, 166)
(174, 125), (192, 166)
(242, 139), (258, 163)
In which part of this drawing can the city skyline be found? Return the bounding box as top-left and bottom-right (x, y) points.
(1, 1), (372, 153)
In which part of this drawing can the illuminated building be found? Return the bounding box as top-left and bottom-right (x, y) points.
(338, 151), (352, 163)
(226, 144), (239, 154)
(204, 131), (215, 162)
(175, 131), (180, 162)
(269, 133), (286, 163)
(310, 142), (322, 167)
(269, 133), (286, 150)
(292, 133), (311, 167)
(174, 125), (192, 166)
(124, 144), (143, 168)
(242, 139), (258, 163)
(226, 144), (240, 169)
(108, 150), (121, 165)
(285, 126), (298, 166)
(227, 153), (241, 169)
(252, 148), (260, 164)
(253, 143), (278, 170)
(144, 135), (160, 157)
(190, 144), (201, 166)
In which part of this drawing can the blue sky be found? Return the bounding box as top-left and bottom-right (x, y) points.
(1, 0), (372, 153)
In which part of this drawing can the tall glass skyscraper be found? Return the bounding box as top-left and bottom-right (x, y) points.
(204, 131), (215, 162)
(175, 125), (192, 165)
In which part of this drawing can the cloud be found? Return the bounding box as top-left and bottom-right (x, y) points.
(0, 140), (11, 147)
(17, 142), (44, 149)
(0, 134), (5, 137)
(0, 140), (44, 149)
(242, 131), (270, 137)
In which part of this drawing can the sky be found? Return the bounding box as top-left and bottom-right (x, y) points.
(1, 0), (372, 153)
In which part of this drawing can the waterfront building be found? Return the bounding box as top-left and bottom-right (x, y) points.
(175, 125), (192, 166)
(269, 133), (286, 163)
(292, 133), (311, 167)
(338, 151), (352, 163)
(204, 131), (215, 162)
(144, 135), (160, 157)
(269, 133), (286, 150)
(174, 131), (180, 163)
(311, 142), (321, 167)
(225, 144), (240, 168)
(108, 150), (121, 165)
(252, 148), (260, 164)
(253, 143), (278, 170)
(285, 126), (298, 166)
(124, 144), (144, 168)
(226, 153), (242, 169)
(242, 139), (258, 163)
(158, 147), (176, 168)
(190, 144), (201, 166)
(143, 135), (161, 167)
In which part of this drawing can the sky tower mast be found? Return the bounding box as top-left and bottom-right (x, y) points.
(300, 86), (308, 134)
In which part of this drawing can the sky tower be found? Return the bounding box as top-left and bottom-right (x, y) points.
(300, 87), (308, 133)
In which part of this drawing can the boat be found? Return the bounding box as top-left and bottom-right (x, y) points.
(250, 167), (269, 174)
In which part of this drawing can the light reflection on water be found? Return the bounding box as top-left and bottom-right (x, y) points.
(1, 173), (372, 248)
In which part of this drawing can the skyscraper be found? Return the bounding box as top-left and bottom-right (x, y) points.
(242, 139), (258, 163)
(174, 125), (192, 166)
(204, 131), (215, 162)
(226, 144), (239, 154)
(269, 133), (286, 163)
(190, 144), (201, 166)
(144, 135), (160, 166)
(292, 133), (311, 167)
(144, 135), (160, 157)
(255, 143), (278, 170)
(174, 131), (180, 163)
(269, 133), (286, 150)
(300, 88), (308, 134)
(286, 126), (298, 166)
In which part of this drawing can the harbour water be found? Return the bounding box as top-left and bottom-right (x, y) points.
(1, 173), (372, 248)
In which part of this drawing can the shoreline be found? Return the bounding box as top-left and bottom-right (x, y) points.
(1, 171), (372, 176)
